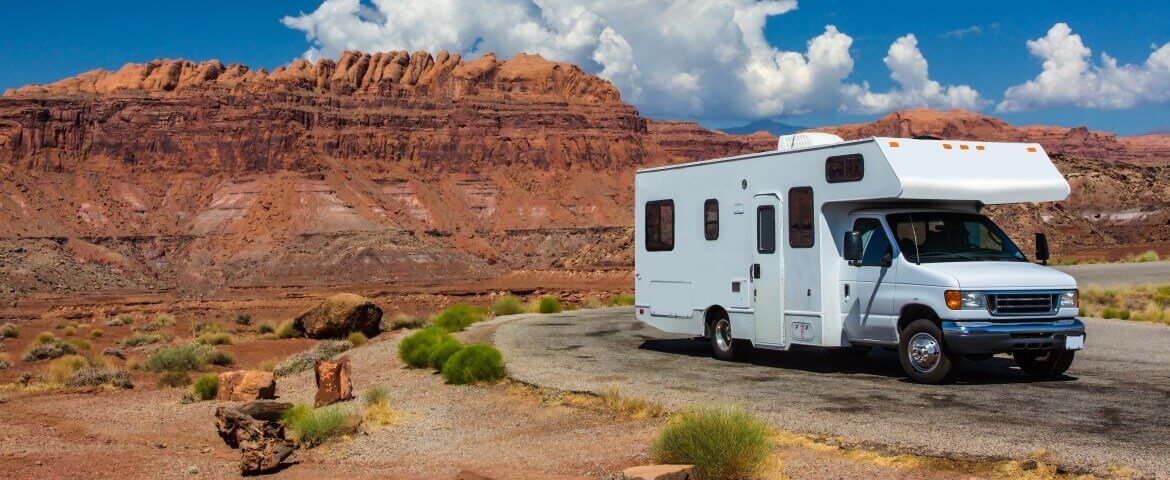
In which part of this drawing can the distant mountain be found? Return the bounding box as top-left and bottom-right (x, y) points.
(1144, 127), (1170, 135)
(722, 118), (806, 136)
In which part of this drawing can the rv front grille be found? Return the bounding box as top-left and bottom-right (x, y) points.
(988, 293), (1059, 316)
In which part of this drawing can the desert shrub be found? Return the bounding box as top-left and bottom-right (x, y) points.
(608, 294), (635, 306)
(382, 313), (426, 331)
(257, 322), (276, 334)
(105, 314), (133, 327)
(433, 304), (486, 332)
(195, 332), (234, 346)
(492, 296), (527, 316)
(427, 339), (464, 371)
(275, 319), (302, 339)
(537, 297), (563, 314)
(68, 339), (92, 351)
(235, 313), (253, 326)
(281, 403), (353, 447)
(22, 333), (78, 361)
(362, 388), (399, 431)
(364, 386), (391, 406)
(601, 387), (665, 419)
(62, 326), (77, 337)
(134, 313), (176, 332)
(0, 353), (12, 369)
(397, 327), (453, 368)
(158, 370), (191, 388)
(441, 344), (506, 385)
(145, 344), (207, 372)
(0, 322), (18, 339)
(66, 368), (133, 389)
(1101, 308), (1132, 320)
(582, 297), (604, 309)
(89, 328), (103, 339)
(1123, 250), (1160, 263)
(348, 331), (368, 348)
(651, 405), (772, 480)
(1131, 302), (1170, 324)
(193, 373), (219, 400)
(202, 348), (235, 367)
(121, 333), (166, 348)
(47, 355), (89, 384)
(273, 341), (350, 377)
(191, 321), (227, 336)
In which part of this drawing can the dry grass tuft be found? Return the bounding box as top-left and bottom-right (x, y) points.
(600, 387), (665, 419)
(1080, 284), (1170, 324)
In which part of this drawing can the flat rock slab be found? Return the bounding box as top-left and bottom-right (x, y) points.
(217, 370), (276, 402)
(622, 464), (694, 480)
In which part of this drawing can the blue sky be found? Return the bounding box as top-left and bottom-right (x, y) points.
(1, 1), (1167, 134)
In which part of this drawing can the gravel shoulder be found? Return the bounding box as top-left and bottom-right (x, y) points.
(495, 307), (1170, 476)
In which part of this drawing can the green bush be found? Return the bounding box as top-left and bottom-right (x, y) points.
(492, 296), (527, 316)
(427, 339), (464, 371)
(195, 332), (234, 345)
(0, 322), (18, 339)
(363, 386), (391, 406)
(537, 297), (563, 314)
(273, 341), (350, 377)
(65, 367), (133, 389)
(144, 344), (206, 372)
(158, 370), (191, 388)
(651, 405), (772, 480)
(398, 327), (453, 368)
(105, 314), (133, 327)
(257, 322), (276, 334)
(275, 319), (302, 339)
(193, 373), (219, 401)
(22, 333), (78, 361)
(202, 348), (235, 367)
(608, 294), (635, 306)
(121, 333), (166, 348)
(433, 304), (486, 332)
(441, 344), (506, 385)
(281, 403), (352, 447)
(348, 331), (368, 348)
(235, 313), (253, 326)
(89, 328), (103, 339)
(1101, 307), (1132, 320)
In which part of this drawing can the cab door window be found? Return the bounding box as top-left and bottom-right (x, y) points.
(852, 218), (892, 266)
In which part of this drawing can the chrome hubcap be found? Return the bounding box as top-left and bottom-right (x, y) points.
(908, 332), (941, 373)
(715, 319), (732, 351)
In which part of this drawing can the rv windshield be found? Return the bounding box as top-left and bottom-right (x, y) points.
(886, 212), (1027, 263)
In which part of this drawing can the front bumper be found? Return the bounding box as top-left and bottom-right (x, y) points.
(941, 319), (1085, 354)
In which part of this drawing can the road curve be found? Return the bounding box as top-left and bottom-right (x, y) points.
(495, 307), (1170, 475)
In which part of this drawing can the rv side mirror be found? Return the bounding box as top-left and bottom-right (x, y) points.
(843, 231), (863, 263)
(1035, 233), (1050, 265)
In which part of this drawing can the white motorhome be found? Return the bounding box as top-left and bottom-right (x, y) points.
(634, 134), (1084, 383)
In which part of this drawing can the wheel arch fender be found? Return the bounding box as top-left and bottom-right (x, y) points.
(703, 304), (729, 337)
(897, 303), (940, 335)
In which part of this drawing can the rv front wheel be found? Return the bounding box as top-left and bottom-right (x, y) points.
(710, 316), (747, 361)
(898, 319), (960, 384)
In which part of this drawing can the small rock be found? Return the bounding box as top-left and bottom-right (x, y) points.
(621, 465), (695, 480)
(314, 356), (353, 407)
(455, 470), (497, 480)
(217, 370), (276, 402)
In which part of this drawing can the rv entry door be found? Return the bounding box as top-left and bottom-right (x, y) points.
(752, 194), (785, 346)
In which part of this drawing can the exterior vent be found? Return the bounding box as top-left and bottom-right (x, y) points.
(777, 132), (845, 151)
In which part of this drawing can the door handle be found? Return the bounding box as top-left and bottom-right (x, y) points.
(844, 284), (850, 299)
(752, 264), (761, 279)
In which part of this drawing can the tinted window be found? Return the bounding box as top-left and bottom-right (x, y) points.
(645, 200), (674, 251)
(826, 154), (864, 183)
(788, 187), (814, 248)
(887, 212), (1027, 263)
(852, 218), (892, 266)
(704, 199), (719, 240)
(757, 205), (776, 253)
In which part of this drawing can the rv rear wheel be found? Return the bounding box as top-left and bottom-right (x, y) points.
(898, 319), (960, 384)
(710, 316), (748, 361)
(1013, 350), (1074, 378)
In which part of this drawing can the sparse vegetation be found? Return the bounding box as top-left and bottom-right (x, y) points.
(364, 386), (391, 405)
(193, 374), (219, 401)
(235, 312), (253, 326)
(398, 327), (453, 368)
(362, 386), (399, 431)
(433, 304), (488, 332)
(89, 328), (103, 339)
(348, 331), (368, 348)
(144, 343), (231, 372)
(582, 297), (604, 309)
(158, 370), (191, 388)
(66, 367), (133, 389)
(47, 355), (90, 384)
(492, 296), (527, 316)
(257, 321), (276, 334)
(1122, 250), (1161, 263)
(275, 319), (302, 339)
(382, 313), (426, 331)
(67, 338), (92, 351)
(134, 313), (176, 332)
(273, 341), (350, 377)
(601, 387), (665, 419)
(281, 403), (353, 447)
(0, 353), (11, 369)
(22, 332), (78, 361)
(121, 333), (166, 348)
(105, 314), (133, 327)
(195, 332), (235, 345)
(202, 348), (235, 367)
(537, 296), (563, 314)
(440, 344), (506, 385)
(427, 339), (464, 370)
(608, 294), (635, 306)
(651, 405), (772, 480)
(0, 322), (18, 339)
(62, 326), (77, 337)
(1080, 285), (1170, 324)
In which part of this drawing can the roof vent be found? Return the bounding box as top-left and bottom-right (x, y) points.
(778, 132), (844, 151)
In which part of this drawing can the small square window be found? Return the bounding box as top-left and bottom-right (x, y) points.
(826, 154), (864, 183)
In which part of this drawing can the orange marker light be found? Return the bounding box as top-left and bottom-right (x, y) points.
(960, 145), (970, 150)
(889, 141), (900, 147)
(1027, 147), (1038, 152)
(943, 144), (953, 150)
(976, 145), (985, 151)
(945, 290), (962, 310)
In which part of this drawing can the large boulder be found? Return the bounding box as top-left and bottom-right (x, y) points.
(294, 293), (382, 339)
(215, 400), (297, 475)
(314, 356), (353, 407)
(218, 370), (277, 402)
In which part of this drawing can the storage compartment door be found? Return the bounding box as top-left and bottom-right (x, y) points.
(649, 281), (695, 318)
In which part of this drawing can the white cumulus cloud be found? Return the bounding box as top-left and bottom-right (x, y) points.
(998, 23), (1170, 112)
(282, 0), (984, 119)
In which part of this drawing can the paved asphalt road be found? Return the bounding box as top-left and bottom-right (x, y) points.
(495, 308), (1170, 475)
(1055, 260), (1170, 286)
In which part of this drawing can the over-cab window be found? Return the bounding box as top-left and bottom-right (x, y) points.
(826, 154), (864, 183)
(789, 187), (814, 248)
(645, 200), (674, 251)
(757, 205), (776, 253)
(704, 199), (719, 240)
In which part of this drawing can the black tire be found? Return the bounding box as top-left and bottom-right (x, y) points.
(1013, 350), (1075, 378)
(898, 319), (961, 384)
(709, 315), (749, 361)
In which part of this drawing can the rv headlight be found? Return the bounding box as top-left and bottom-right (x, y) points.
(944, 290), (987, 310)
(1060, 289), (1079, 308)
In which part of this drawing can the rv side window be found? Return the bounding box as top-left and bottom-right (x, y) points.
(704, 199), (719, 240)
(645, 200), (674, 251)
(788, 187), (814, 248)
(756, 206), (776, 253)
(826, 154), (864, 183)
(851, 218), (892, 266)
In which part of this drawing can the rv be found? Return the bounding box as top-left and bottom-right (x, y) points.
(633, 133), (1084, 383)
